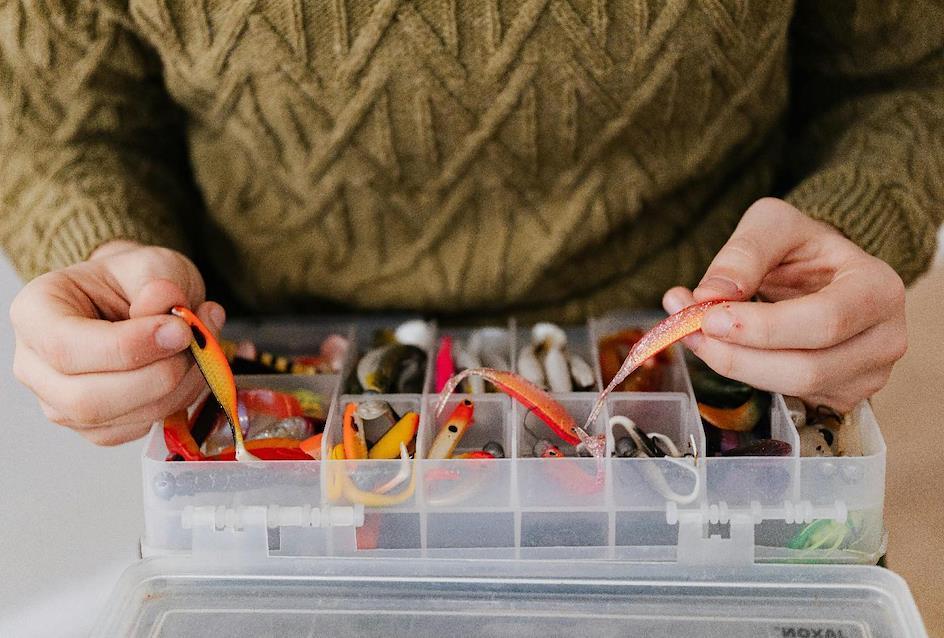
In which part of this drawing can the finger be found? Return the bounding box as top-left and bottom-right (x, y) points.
(693, 198), (814, 302)
(87, 301), (225, 426)
(196, 300), (226, 335)
(800, 366), (895, 415)
(662, 287), (695, 315)
(107, 246), (205, 313)
(16, 345), (193, 428)
(700, 259), (906, 350)
(44, 409), (153, 446)
(129, 278), (192, 318)
(687, 319), (906, 401)
(29, 314), (191, 374)
(11, 277), (193, 374)
(80, 421), (155, 446)
(41, 362), (207, 429)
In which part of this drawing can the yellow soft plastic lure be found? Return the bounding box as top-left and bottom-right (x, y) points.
(170, 306), (256, 462)
(368, 411), (420, 460)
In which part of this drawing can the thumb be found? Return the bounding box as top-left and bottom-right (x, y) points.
(94, 247), (204, 318)
(693, 198), (810, 302)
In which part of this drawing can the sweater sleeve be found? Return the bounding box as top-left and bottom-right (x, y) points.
(783, 1), (944, 284)
(0, 1), (193, 280)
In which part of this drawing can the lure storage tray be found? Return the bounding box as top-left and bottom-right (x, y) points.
(140, 313), (887, 566)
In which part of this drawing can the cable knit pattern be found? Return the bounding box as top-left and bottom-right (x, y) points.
(0, 0), (942, 320)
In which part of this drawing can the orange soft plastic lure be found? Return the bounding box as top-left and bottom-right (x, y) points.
(583, 300), (725, 432)
(171, 306), (256, 462)
(163, 407), (205, 461)
(434, 368), (582, 446)
(342, 403), (368, 460)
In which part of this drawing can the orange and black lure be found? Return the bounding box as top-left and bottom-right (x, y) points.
(171, 306), (257, 462)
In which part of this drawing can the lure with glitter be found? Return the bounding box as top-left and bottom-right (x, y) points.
(435, 368), (582, 446)
(170, 306), (257, 462)
(583, 300), (726, 432)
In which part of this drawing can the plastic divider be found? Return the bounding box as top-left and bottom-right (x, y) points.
(420, 394), (514, 510)
(514, 393), (608, 509)
(606, 392), (703, 510)
(324, 394), (423, 511)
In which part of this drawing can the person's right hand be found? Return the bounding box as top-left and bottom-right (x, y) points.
(10, 240), (223, 445)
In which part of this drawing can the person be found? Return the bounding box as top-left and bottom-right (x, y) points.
(2, 2), (940, 446)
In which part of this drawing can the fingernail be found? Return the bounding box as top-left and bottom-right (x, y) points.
(156, 320), (191, 350)
(209, 305), (226, 330)
(702, 308), (735, 338)
(663, 292), (686, 314)
(695, 277), (742, 299)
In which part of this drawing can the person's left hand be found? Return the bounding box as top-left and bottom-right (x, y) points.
(663, 197), (908, 413)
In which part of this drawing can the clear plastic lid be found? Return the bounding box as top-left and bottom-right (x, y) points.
(94, 557), (927, 637)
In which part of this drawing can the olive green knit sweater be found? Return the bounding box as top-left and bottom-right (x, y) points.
(1, 1), (942, 320)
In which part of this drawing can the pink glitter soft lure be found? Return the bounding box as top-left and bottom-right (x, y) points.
(582, 300), (725, 433)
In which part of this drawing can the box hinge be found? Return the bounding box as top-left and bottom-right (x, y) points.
(668, 500), (849, 566)
(183, 504), (365, 559)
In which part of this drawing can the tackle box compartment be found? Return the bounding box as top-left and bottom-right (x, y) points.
(96, 313), (927, 636)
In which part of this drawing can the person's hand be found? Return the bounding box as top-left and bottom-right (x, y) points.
(10, 240), (222, 445)
(663, 198), (907, 413)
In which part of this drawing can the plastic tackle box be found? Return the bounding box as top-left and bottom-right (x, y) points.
(94, 314), (928, 636)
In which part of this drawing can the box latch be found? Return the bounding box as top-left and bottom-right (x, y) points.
(672, 505), (756, 567)
(669, 500), (849, 566)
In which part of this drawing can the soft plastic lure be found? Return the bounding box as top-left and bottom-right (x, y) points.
(428, 399), (475, 459)
(698, 399), (762, 432)
(204, 438), (310, 461)
(342, 403), (368, 460)
(435, 368), (582, 446)
(341, 443), (416, 506)
(609, 415), (700, 504)
(534, 440), (604, 494)
(453, 450), (495, 460)
(299, 433), (323, 459)
(369, 411), (420, 460)
(583, 300), (725, 432)
(434, 335), (455, 392)
(163, 407), (205, 461)
(170, 306), (256, 462)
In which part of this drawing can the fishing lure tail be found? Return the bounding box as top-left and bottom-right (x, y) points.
(584, 300), (726, 432)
